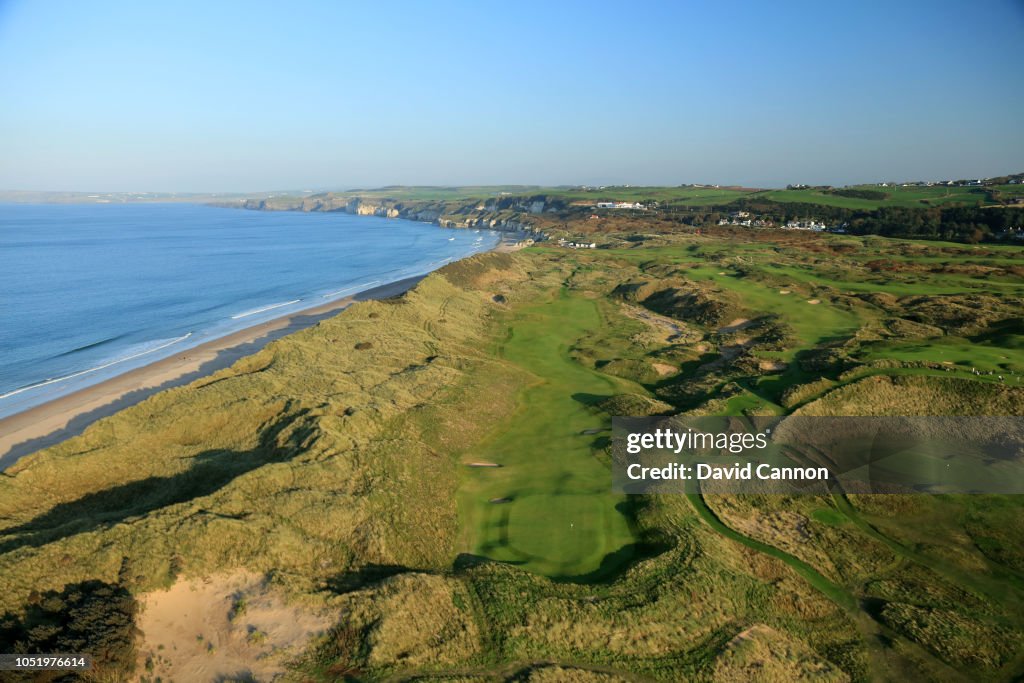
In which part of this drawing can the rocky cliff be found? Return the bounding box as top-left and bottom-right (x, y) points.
(215, 193), (562, 239)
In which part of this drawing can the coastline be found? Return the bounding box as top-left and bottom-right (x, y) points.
(0, 233), (527, 469)
(0, 275), (419, 469)
(0, 235), (528, 471)
(0, 228), (527, 469)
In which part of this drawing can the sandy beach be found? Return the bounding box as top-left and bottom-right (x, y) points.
(0, 275), (425, 469)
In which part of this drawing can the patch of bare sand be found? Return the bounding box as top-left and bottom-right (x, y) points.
(652, 363), (677, 376)
(717, 318), (752, 334)
(779, 289), (791, 295)
(807, 299), (821, 305)
(136, 571), (331, 682)
(759, 360), (789, 372)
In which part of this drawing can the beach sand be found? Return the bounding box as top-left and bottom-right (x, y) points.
(0, 276), (423, 469)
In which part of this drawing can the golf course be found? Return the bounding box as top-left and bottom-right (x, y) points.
(2, 227), (1022, 681)
(459, 289), (641, 578)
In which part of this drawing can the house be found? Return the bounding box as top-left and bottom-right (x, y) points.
(595, 201), (646, 210)
(784, 219), (827, 232)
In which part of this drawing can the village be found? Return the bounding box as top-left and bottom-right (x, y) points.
(717, 210), (842, 232)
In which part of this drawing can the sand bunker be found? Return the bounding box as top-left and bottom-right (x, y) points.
(136, 571), (332, 682)
(779, 289), (791, 295)
(806, 299), (821, 305)
(466, 461), (502, 467)
(759, 360), (788, 372)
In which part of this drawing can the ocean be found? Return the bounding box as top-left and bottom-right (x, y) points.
(0, 202), (500, 418)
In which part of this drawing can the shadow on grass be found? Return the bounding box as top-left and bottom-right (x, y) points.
(548, 537), (672, 584)
(0, 409), (316, 555)
(326, 564), (413, 594)
(548, 497), (672, 584)
(570, 392), (612, 407)
(0, 579), (137, 676)
(454, 497), (672, 586)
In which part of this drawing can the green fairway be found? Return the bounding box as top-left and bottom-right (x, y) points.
(682, 265), (863, 346)
(860, 337), (1024, 377)
(458, 289), (640, 578)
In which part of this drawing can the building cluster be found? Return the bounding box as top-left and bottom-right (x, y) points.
(715, 210), (846, 233)
(717, 211), (773, 228)
(595, 201), (646, 210)
(557, 238), (597, 249)
(783, 219), (830, 231)
(890, 179), (986, 187)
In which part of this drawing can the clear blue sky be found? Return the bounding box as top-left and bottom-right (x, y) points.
(1, 0), (1021, 191)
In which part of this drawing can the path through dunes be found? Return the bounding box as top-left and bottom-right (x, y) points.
(458, 288), (641, 579)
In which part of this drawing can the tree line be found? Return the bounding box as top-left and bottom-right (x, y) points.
(708, 200), (1024, 242)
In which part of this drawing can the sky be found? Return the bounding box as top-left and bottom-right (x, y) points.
(0, 0), (1022, 191)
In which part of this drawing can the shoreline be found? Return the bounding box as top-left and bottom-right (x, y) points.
(0, 276), (424, 469)
(0, 232), (527, 469)
(15, 217), (504, 473)
(0, 275), (425, 470)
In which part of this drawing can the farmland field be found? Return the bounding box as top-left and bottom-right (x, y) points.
(751, 185), (993, 209)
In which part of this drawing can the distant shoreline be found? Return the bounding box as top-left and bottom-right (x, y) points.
(0, 236), (525, 469)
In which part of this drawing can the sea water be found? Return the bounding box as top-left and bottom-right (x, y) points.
(0, 202), (500, 418)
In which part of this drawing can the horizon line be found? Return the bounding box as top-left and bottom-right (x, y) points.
(2, 170), (1022, 198)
